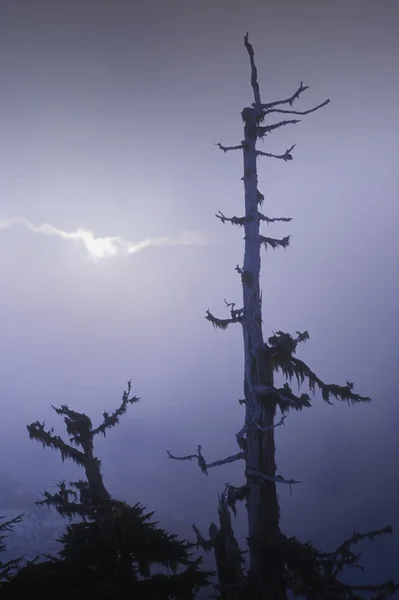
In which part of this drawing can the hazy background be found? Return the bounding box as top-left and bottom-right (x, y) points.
(0, 0), (398, 589)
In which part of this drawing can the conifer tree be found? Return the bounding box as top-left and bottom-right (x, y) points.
(168, 34), (398, 600)
(3, 382), (211, 600)
(0, 513), (24, 586)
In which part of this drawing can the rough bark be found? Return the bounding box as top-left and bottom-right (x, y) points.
(169, 33), (398, 600)
(240, 99), (283, 594)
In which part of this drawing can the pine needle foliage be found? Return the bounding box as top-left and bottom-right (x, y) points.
(2, 382), (212, 599)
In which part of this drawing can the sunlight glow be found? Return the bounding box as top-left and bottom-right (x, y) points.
(0, 218), (209, 261)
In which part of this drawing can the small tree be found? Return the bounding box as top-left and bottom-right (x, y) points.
(0, 513), (24, 587)
(3, 382), (211, 600)
(168, 34), (398, 599)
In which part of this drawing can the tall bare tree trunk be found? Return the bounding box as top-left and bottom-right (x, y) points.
(241, 100), (282, 591)
(168, 33), (392, 600)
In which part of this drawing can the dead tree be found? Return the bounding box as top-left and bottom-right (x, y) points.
(168, 34), (398, 599)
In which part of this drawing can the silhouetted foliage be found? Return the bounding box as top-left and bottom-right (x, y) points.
(2, 383), (212, 599)
(168, 33), (398, 599)
(0, 513), (24, 587)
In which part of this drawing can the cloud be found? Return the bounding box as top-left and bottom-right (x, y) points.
(0, 217), (210, 261)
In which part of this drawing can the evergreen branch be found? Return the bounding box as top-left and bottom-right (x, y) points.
(244, 32), (261, 107)
(205, 302), (244, 330)
(216, 142), (243, 153)
(167, 446), (244, 475)
(259, 533), (397, 600)
(330, 526), (393, 578)
(90, 380), (140, 439)
(192, 524), (214, 552)
(257, 144), (296, 161)
(257, 119), (300, 139)
(0, 557), (23, 583)
(259, 213), (292, 224)
(223, 483), (251, 517)
(0, 513), (24, 536)
(261, 81), (309, 110)
(264, 99), (330, 116)
(208, 493), (246, 588)
(51, 382), (140, 445)
(266, 330), (371, 405)
(343, 581), (399, 600)
(215, 210), (248, 226)
(281, 356), (370, 406)
(254, 383), (312, 410)
(276, 383), (312, 411)
(36, 490), (92, 519)
(247, 469), (302, 486)
(33, 480), (102, 519)
(260, 235), (291, 250)
(49, 405), (93, 445)
(0, 513), (24, 581)
(26, 421), (85, 466)
(267, 330), (310, 355)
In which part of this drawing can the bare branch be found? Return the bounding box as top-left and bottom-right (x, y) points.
(215, 210), (248, 226)
(207, 453), (245, 470)
(248, 415), (287, 432)
(216, 142), (243, 153)
(236, 415), (287, 448)
(264, 98), (330, 116)
(257, 120), (300, 138)
(261, 81), (309, 110)
(247, 469), (301, 486)
(257, 144), (296, 161)
(167, 445), (244, 475)
(166, 445), (208, 474)
(224, 299), (239, 312)
(244, 33), (261, 107)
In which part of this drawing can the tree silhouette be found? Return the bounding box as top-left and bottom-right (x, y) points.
(2, 381), (211, 599)
(168, 34), (398, 599)
(0, 513), (24, 587)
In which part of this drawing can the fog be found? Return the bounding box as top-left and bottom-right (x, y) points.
(0, 0), (398, 589)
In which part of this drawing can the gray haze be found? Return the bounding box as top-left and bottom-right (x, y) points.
(0, 0), (398, 588)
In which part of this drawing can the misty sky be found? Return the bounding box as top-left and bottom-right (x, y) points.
(0, 0), (398, 587)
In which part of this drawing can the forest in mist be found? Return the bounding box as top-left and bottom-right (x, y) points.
(0, 1), (398, 598)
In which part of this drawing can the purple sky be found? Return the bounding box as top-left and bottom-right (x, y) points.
(0, 0), (398, 586)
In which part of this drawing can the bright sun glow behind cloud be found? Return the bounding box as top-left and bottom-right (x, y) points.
(0, 217), (209, 261)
